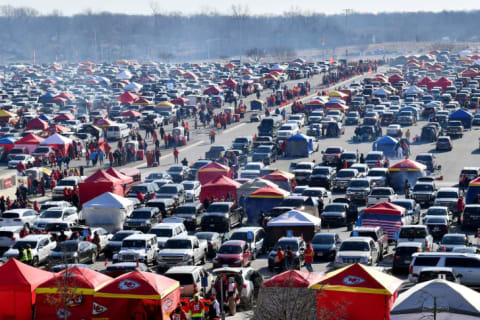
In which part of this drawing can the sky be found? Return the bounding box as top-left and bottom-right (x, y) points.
(1, 0), (479, 15)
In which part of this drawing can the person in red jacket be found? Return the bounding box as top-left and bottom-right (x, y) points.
(457, 196), (465, 222)
(188, 294), (205, 319)
(170, 304), (187, 320)
(173, 147), (179, 164)
(304, 242), (315, 272)
(137, 192), (145, 203)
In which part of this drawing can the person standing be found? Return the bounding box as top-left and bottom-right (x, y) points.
(109, 151), (114, 168)
(188, 294), (205, 320)
(285, 245), (294, 270)
(227, 277), (237, 316)
(304, 242), (315, 272)
(173, 147), (179, 164)
(26, 244), (33, 265)
(170, 305), (187, 320)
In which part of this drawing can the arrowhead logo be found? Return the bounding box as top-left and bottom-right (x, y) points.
(342, 275), (365, 285)
(118, 279), (140, 290)
(56, 309), (72, 319)
(92, 302), (108, 315)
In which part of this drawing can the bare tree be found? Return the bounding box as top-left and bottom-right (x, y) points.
(246, 48), (266, 63)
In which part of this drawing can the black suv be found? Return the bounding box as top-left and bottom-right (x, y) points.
(308, 166), (336, 190)
(200, 202), (243, 233)
(123, 207), (161, 232)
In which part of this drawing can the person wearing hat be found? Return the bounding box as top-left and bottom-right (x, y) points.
(207, 294), (220, 320)
(188, 293), (205, 319)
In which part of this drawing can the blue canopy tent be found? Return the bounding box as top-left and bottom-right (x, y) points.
(38, 114), (53, 121)
(39, 92), (55, 103)
(465, 177), (480, 204)
(245, 185), (290, 224)
(399, 106), (420, 120)
(372, 136), (398, 157)
(285, 134), (314, 157)
(449, 109), (473, 129)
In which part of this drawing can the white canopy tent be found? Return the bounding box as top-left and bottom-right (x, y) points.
(80, 192), (134, 233)
(124, 81), (143, 92)
(391, 279), (480, 320)
(115, 70), (133, 80)
(267, 210), (321, 227)
(404, 85), (424, 95)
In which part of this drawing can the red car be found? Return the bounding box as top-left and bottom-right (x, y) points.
(213, 240), (251, 268)
(322, 146), (343, 165)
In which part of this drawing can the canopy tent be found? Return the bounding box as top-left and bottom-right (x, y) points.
(92, 271), (180, 320)
(388, 74), (404, 83)
(120, 110), (142, 118)
(245, 185), (290, 223)
(449, 109), (473, 129)
(26, 118), (48, 130)
(391, 279), (480, 320)
(14, 133), (44, 153)
(46, 124), (70, 134)
(373, 87), (391, 97)
(78, 170), (125, 206)
(358, 202), (406, 239)
(183, 71), (198, 80)
(236, 178), (279, 202)
(115, 70), (133, 80)
(53, 113), (74, 121)
(38, 114), (53, 121)
(0, 136), (17, 153)
(324, 101), (348, 112)
(465, 177), (480, 204)
(133, 97), (153, 105)
(433, 77), (453, 91)
(388, 159), (426, 191)
(263, 270), (323, 288)
(117, 91), (139, 104)
(203, 86), (223, 95)
(373, 136), (398, 158)
(170, 97), (189, 106)
(222, 78), (238, 89)
(124, 81), (143, 92)
(461, 68), (479, 78)
(310, 263), (403, 320)
(262, 170), (296, 192)
(80, 192), (134, 233)
(328, 90), (346, 98)
(266, 210), (321, 247)
(39, 92), (55, 103)
(35, 267), (112, 320)
(199, 175), (241, 202)
(197, 162), (232, 185)
(106, 167), (134, 184)
(156, 101), (174, 107)
(0, 109), (15, 120)
(0, 259), (53, 320)
(404, 85), (424, 95)
(40, 133), (73, 156)
(285, 133), (315, 157)
(416, 77), (433, 86)
(94, 118), (116, 128)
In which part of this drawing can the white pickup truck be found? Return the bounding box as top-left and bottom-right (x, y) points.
(367, 187), (397, 207)
(157, 236), (208, 269)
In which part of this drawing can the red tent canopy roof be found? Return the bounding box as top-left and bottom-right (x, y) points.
(363, 202), (406, 215)
(203, 86), (223, 95)
(106, 167), (134, 184)
(198, 161), (230, 173)
(117, 91), (139, 104)
(203, 175), (241, 188)
(84, 169), (123, 184)
(249, 185), (290, 198)
(417, 77), (433, 85)
(46, 124), (70, 133)
(120, 110), (142, 117)
(26, 118), (48, 130)
(15, 133), (44, 144)
(388, 74), (404, 83)
(222, 78), (238, 86)
(263, 270), (324, 288)
(37, 266), (112, 290)
(388, 159), (426, 171)
(0, 259), (53, 293)
(54, 113), (74, 121)
(94, 118), (116, 127)
(262, 171), (294, 181)
(94, 270), (179, 300)
(309, 263), (403, 295)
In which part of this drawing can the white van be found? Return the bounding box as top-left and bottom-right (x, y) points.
(107, 123), (129, 140)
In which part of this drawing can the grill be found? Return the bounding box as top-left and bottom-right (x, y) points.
(119, 255), (137, 262)
(343, 258), (361, 264)
(127, 222), (143, 227)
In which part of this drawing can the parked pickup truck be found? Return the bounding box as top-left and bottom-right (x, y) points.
(446, 120), (464, 139)
(367, 187), (397, 206)
(157, 236), (208, 269)
(205, 145), (229, 161)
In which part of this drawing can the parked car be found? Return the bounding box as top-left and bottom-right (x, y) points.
(48, 240), (97, 264)
(182, 181), (201, 202)
(167, 165), (190, 183)
(104, 230), (143, 259)
(0, 226), (22, 254)
(165, 266), (213, 298)
(123, 207), (162, 233)
(397, 225), (434, 251)
(33, 207), (79, 231)
(351, 226), (389, 259)
(0, 209), (38, 228)
(267, 237), (305, 270)
(104, 262), (150, 278)
(322, 203), (349, 227)
(439, 233), (470, 252)
(411, 182), (437, 207)
(391, 199), (421, 224)
(8, 154), (34, 169)
(424, 216), (450, 240)
(213, 240), (252, 268)
(212, 267), (263, 308)
(367, 187), (397, 206)
(322, 146), (343, 165)
(229, 227), (266, 259)
(346, 178), (373, 204)
(433, 187), (459, 213)
(333, 169), (359, 191)
(334, 237), (379, 268)
(157, 236), (208, 268)
(2, 234), (56, 266)
(114, 234), (158, 265)
(173, 203), (204, 231)
(392, 242), (423, 274)
(148, 222), (187, 249)
(200, 202), (243, 233)
(308, 166), (336, 189)
(311, 233), (341, 261)
(436, 136), (453, 151)
(195, 231), (222, 258)
(461, 204), (480, 230)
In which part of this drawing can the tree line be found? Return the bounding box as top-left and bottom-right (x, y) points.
(0, 5), (478, 63)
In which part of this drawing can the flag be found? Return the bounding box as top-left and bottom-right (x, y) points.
(104, 258), (108, 266)
(98, 131), (105, 144)
(421, 61), (425, 69)
(136, 259), (139, 268)
(330, 57), (335, 64)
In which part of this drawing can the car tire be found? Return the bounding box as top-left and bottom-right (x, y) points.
(74, 257), (79, 264)
(91, 253), (96, 264)
(33, 256), (39, 267)
(252, 249), (257, 260)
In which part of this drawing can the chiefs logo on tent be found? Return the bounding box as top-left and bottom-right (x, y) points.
(163, 298), (174, 312)
(118, 279), (140, 290)
(342, 275), (365, 286)
(56, 309), (72, 319)
(92, 302), (108, 315)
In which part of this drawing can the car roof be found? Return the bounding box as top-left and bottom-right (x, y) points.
(223, 240), (246, 246)
(151, 223), (183, 228)
(21, 234), (50, 241)
(438, 187), (458, 192)
(233, 227), (263, 232)
(396, 241), (422, 248)
(344, 237), (372, 242)
(124, 234), (156, 240)
(165, 266), (204, 273)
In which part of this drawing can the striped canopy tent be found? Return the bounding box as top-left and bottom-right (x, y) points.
(197, 161), (232, 185)
(466, 177), (480, 204)
(328, 90), (347, 98)
(262, 170), (296, 192)
(358, 202), (406, 239)
(388, 159), (426, 191)
(310, 263), (403, 320)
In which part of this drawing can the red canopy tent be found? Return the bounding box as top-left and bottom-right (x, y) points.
(200, 175), (241, 202)
(183, 71), (198, 80)
(0, 259), (53, 320)
(94, 118), (116, 128)
(46, 124), (70, 133)
(203, 86), (223, 95)
(26, 118), (48, 130)
(133, 97), (153, 105)
(92, 271), (180, 320)
(106, 167), (134, 184)
(262, 170), (296, 191)
(35, 267), (112, 320)
(171, 97), (189, 106)
(462, 68), (479, 78)
(117, 91), (139, 104)
(14, 133), (44, 153)
(49, 96), (67, 104)
(310, 263), (403, 320)
(388, 74), (404, 83)
(54, 113), (74, 121)
(263, 270), (323, 288)
(416, 77), (433, 86)
(363, 202), (406, 215)
(120, 110), (142, 118)
(78, 169), (124, 206)
(224, 63), (236, 69)
(222, 78), (238, 89)
(197, 162), (232, 185)
(432, 77), (453, 91)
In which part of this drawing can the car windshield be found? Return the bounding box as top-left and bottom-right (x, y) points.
(280, 199), (304, 207)
(13, 155), (26, 160)
(371, 189), (392, 195)
(2, 212), (19, 218)
(130, 186), (147, 194)
(195, 233), (214, 240)
(206, 204), (229, 213)
(230, 232), (249, 241)
(150, 229), (172, 237)
(349, 180), (369, 188)
(426, 209), (447, 216)
(416, 155), (432, 162)
(122, 240), (146, 248)
(159, 186), (177, 194)
(53, 242), (78, 252)
(441, 236), (465, 245)
(111, 232), (135, 241)
(312, 168), (329, 175)
(437, 191), (458, 198)
(396, 247), (420, 255)
(13, 241), (37, 249)
(147, 173), (164, 180)
(183, 183), (195, 190)
(325, 148), (341, 154)
(414, 184), (433, 191)
(274, 241), (299, 251)
(255, 146), (271, 153)
(164, 239), (192, 249)
(340, 241), (369, 251)
(176, 206), (196, 214)
(399, 228), (427, 238)
(337, 171), (354, 178)
(166, 273), (194, 285)
(34, 147), (50, 153)
(40, 210), (62, 219)
(303, 190), (322, 196)
(219, 245), (242, 254)
(57, 180), (77, 187)
(341, 153), (357, 160)
(324, 204), (345, 212)
(419, 271), (455, 282)
(193, 162), (209, 169)
(131, 211), (152, 219)
(426, 218), (447, 224)
(392, 201), (412, 210)
(368, 170), (385, 177)
(244, 164), (261, 171)
(168, 166), (183, 172)
(312, 235), (334, 245)
(366, 154), (381, 161)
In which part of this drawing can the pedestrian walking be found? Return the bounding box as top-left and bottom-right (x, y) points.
(304, 242), (314, 272)
(173, 147), (179, 164)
